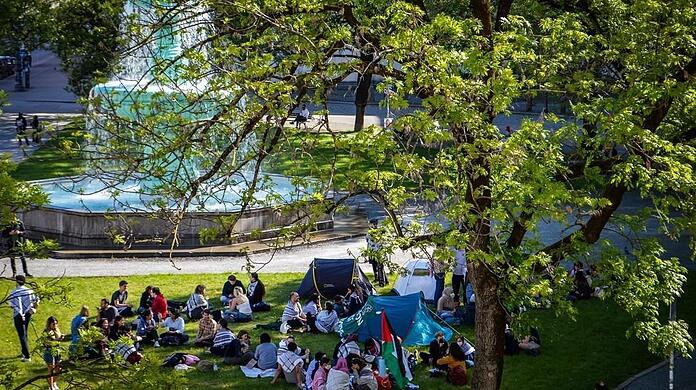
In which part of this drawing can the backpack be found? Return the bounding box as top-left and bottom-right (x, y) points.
(163, 353), (186, 368)
(188, 306), (204, 321)
(447, 365), (468, 386)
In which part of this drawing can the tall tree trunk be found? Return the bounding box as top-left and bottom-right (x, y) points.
(470, 261), (506, 390)
(354, 70), (373, 131)
(463, 149), (503, 389)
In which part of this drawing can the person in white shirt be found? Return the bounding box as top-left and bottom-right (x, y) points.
(452, 249), (467, 302)
(160, 309), (189, 345)
(295, 104), (311, 129)
(8, 275), (38, 361)
(225, 286), (253, 322)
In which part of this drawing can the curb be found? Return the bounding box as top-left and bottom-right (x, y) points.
(50, 232), (366, 259)
(614, 360), (667, 389)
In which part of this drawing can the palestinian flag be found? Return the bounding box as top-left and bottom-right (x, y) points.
(381, 311), (408, 389)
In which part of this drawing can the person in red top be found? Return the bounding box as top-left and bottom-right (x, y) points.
(150, 287), (168, 322)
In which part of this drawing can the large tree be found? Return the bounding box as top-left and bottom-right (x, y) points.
(86, 0), (696, 388)
(51, 0), (124, 96)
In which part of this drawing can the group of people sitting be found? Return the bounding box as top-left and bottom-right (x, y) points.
(280, 280), (369, 334)
(420, 332), (475, 386)
(63, 273), (271, 362)
(569, 262), (605, 300)
(270, 333), (396, 390)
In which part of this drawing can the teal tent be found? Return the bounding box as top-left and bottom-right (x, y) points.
(336, 293), (452, 346)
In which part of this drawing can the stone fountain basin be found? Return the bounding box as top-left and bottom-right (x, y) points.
(19, 177), (333, 249)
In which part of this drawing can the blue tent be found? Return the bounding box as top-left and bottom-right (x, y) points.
(336, 293), (453, 346)
(297, 258), (375, 299)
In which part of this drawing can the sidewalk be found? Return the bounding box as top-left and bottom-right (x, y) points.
(616, 349), (696, 389)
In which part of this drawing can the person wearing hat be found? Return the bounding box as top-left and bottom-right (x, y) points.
(8, 275), (39, 361)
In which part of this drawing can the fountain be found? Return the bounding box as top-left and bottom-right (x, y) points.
(19, 0), (333, 249)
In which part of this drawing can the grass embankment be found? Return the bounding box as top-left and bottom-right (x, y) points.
(3, 271), (694, 389)
(11, 118), (86, 181)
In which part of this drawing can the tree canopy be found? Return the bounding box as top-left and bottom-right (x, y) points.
(81, 0), (696, 388)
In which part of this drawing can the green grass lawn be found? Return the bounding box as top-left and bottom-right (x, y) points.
(11, 118), (86, 181)
(3, 270), (694, 389)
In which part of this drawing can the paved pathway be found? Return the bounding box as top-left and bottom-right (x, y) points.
(0, 235), (417, 277)
(0, 50), (81, 114)
(1, 50), (82, 162)
(617, 350), (696, 390)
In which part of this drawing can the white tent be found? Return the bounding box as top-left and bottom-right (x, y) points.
(393, 259), (437, 302)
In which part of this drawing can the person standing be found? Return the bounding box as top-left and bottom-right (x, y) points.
(43, 316), (64, 390)
(451, 249), (467, 302)
(2, 219), (31, 277)
(15, 113), (28, 146)
(366, 219), (387, 287)
(9, 275), (39, 361)
(30, 115), (40, 143)
(432, 256), (446, 306)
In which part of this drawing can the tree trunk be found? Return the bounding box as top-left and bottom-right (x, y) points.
(354, 70), (373, 131)
(470, 261), (507, 390)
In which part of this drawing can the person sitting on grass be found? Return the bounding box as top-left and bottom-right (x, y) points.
(333, 295), (348, 318)
(456, 335), (476, 367)
(303, 294), (321, 330)
(570, 270), (593, 301)
(333, 334), (361, 361)
(310, 356), (332, 390)
(193, 309), (217, 347)
(94, 318), (111, 356)
(70, 305), (90, 348)
(221, 274), (246, 306)
(350, 357), (378, 390)
(138, 286), (154, 315)
(134, 310), (160, 347)
(436, 342), (468, 386)
(150, 287), (168, 322)
(98, 298), (118, 325)
(363, 337), (381, 361)
(254, 332), (278, 370)
(325, 357), (350, 390)
(345, 284), (364, 316)
(225, 286), (253, 323)
(185, 284), (209, 321)
(111, 280), (134, 317)
(281, 291), (307, 333)
(271, 341), (304, 389)
(437, 287), (461, 325)
(210, 319), (234, 356)
(315, 302), (338, 333)
(160, 309), (189, 346)
(305, 352), (327, 390)
(222, 330), (254, 365)
(278, 335), (302, 355)
(248, 272), (270, 311)
(420, 331), (449, 373)
(109, 315), (135, 342)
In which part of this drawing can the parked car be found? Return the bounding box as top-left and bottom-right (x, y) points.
(0, 56), (16, 79)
